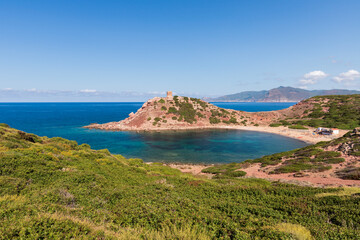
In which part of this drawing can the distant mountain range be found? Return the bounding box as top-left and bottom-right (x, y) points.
(206, 86), (360, 102)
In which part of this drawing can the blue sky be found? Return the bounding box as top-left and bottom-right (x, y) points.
(0, 0), (359, 100)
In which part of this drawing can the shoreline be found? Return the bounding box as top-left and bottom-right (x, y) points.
(86, 124), (348, 144)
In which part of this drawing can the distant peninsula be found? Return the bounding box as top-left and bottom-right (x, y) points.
(206, 86), (360, 102)
(85, 92), (360, 144)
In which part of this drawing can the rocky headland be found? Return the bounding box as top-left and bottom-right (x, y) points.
(85, 93), (360, 143)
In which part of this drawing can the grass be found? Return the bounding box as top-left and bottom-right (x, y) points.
(276, 223), (313, 240)
(1, 125), (360, 239)
(316, 187), (360, 197)
(288, 125), (308, 130)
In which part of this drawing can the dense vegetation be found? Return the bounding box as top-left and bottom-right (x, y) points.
(157, 96), (241, 125)
(203, 128), (360, 178)
(0, 124), (360, 239)
(271, 95), (360, 130)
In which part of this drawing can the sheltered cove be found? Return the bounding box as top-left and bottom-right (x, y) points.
(84, 93), (360, 187)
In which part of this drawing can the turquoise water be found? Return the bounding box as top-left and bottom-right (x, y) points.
(0, 102), (307, 164)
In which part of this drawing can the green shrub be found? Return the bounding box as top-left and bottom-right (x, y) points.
(336, 167), (360, 180)
(270, 123), (282, 127)
(161, 106), (167, 111)
(315, 151), (341, 159)
(196, 112), (204, 118)
(274, 163), (314, 173)
(0, 123), (10, 128)
(223, 171), (246, 177)
(159, 99), (165, 103)
(279, 120), (291, 126)
(350, 151), (360, 156)
(178, 102), (196, 123)
(229, 117), (238, 124)
(311, 158), (345, 164)
(209, 117), (220, 124)
(167, 107), (178, 114)
(201, 166), (224, 174)
(289, 125), (308, 130)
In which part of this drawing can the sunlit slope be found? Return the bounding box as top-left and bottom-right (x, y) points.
(0, 123), (359, 239)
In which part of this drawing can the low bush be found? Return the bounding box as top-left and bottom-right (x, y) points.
(167, 107), (178, 114)
(336, 167), (360, 180)
(315, 151), (341, 159)
(315, 158), (345, 164)
(288, 125), (308, 130)
(209, 117), (220, 124)
(223, 170), (246, 177)
(274, 163), (314, 173)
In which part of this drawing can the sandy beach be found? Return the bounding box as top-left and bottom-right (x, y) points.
(87, 123), (348, 144)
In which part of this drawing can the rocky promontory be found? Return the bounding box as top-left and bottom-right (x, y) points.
(85, 93), (359, 143)
(85, 95), (295, 131)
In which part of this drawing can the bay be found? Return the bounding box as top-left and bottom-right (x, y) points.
(0, 102), (307, 164)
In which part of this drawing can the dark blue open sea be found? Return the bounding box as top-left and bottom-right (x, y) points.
(0, 102), (307, 164)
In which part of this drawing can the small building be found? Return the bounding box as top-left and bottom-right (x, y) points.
(315, 127), (337, 135)
(332, 128), (339, 135)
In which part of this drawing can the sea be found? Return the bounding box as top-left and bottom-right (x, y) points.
(0, 102), (308, 164)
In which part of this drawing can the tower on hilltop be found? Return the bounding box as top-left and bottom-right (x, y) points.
(166, 91), (173, 100)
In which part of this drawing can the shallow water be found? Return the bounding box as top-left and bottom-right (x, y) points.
(0, 102), (307, 164)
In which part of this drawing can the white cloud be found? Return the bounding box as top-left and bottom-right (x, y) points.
(26, 88), (37, 92)
(80, 89), (97, 93)
(333, 69), (360, 83)
(147, 91), (166, 95)
(298, 86), (308, 90)
(299, 79), (317, 85)
(299, 70), (328, 86)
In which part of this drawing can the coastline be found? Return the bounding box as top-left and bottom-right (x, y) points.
(86, 124), (348, 144)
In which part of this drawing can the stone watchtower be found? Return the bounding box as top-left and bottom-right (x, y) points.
(166, 91), (173, 100)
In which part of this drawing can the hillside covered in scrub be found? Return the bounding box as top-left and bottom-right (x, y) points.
(86, 94), (360, 131)
(202, 128), (360, 186)
(1, 123), (360, 239)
